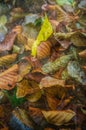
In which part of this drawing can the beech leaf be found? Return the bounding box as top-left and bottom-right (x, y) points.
(0, 64), (18, 90)
(42, 110), (75, 126)
(31, 15), (53, 56)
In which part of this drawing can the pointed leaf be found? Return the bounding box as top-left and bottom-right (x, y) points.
(31, 15), (53, 56)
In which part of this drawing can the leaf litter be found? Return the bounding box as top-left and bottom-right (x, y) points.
(0, 0), (86, 130)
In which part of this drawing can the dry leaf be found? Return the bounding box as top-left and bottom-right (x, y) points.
(46, 94), (60, 110)
(42, 110), (75, 126)
(79, 49), (86, 58)
(37, 41), (52, 59)
(0, 54), (17, 67)
(16, 79), (41, 102)
(0, 31), (17, 52)
(39, 76), (65, 89)
(29, 107), (44, 125)
(0, 64), (18, 90)
(18, 60), (31, 81)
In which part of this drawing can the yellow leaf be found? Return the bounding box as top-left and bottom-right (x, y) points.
(31, 15), (53, 56)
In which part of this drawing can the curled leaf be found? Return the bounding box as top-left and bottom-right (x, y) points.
(0, 64), (18, 90)
(42, 110), (75, 126)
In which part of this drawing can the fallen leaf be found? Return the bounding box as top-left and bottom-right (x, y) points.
(0, 31), (17, 52)
(16, 79), (41, 102)
(31, 15), (53, 56)
(0, 54), (17, 67)
(42, 54), (72, 74)
(18, 60), (31, 81)
(39, 76), (65, 89)
(42, 109), (75, 126)
(0, 64), (18, 90)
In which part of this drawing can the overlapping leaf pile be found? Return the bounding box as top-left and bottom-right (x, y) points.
(0, 0), (86, 130)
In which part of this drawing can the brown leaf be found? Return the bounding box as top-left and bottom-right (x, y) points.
(29, 107), (44, 125)
(46, 94), (60, 110)
(39, 76), (65, 89)
(37, 41), (52, 59)
(0, 64), (18, 90)
(16, 79), (41, 102)
(0, 31), (17, 52)
(18, 60), (31, 81)
(0, 105), (5, 118)
(42, 110), (75, 126)
(79, 49), (86, 58)
(0, 54), (17, 67)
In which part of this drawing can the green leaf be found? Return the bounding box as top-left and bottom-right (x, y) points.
(0, 15), (7, 25)
(56, 0), (74, 6)
(31, 15), (53, 56)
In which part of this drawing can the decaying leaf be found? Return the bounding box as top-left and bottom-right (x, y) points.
(39, 76), (65, 89)
(71, 32), (86, 47)
(31, 15), (53, 56)
(0, 64), (18, 90)
(42, 109), (75, 126)
(42, 54), (73, 74)
(0, 31), (17, 52)
(0, 54), (17, 67)
(67, 61), (86, 85)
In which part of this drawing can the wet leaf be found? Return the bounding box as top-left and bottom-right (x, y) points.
(42, 109), (75, 126)
(0, 64), (18, 90)
(67, 61), (86, 85)
(0, 54), (17, 67)
(31, 15), (53, 56)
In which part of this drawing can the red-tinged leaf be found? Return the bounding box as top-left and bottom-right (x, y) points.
(0, 64), (18, 90)
(0, 31), (17, 52)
